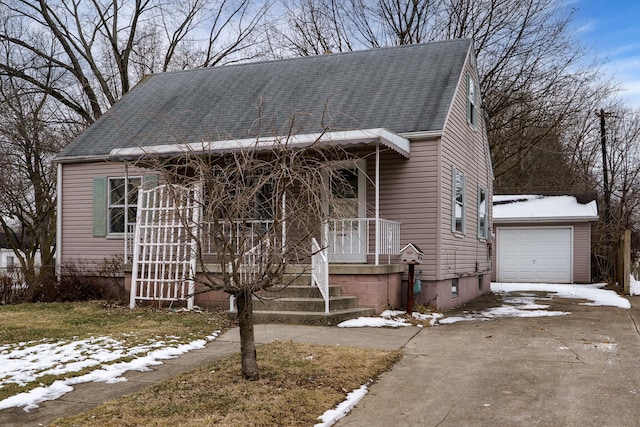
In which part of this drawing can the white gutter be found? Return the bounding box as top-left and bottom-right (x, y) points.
(399, 130), (443, 140)
(109, 128), (410, 160)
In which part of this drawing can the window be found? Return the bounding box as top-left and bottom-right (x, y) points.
(108, 177), (141, 234)
(6, 256), (14, 273)
(452, 167), (466, 234)
(467, 73), (477, 127)
(478, 187), (488, 239)
(478, 275), (484, 291)
(93, 175), (157, 237)
(452, 278), (459, 299)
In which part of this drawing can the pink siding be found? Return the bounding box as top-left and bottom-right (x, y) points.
(369, 143), (440, 278)
(437, 51), (493, 282)
(573, 222), (592, 283)
(60, 162), (149, 268)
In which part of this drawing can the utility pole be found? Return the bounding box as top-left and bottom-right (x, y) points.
(596, 108), (617, 284)
(596, 108), (612, 225)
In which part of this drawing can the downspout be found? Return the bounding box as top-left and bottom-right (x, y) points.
(56, 163), (62, 277)
(375, 144), (380, 266)
(124, 164), (129, 262)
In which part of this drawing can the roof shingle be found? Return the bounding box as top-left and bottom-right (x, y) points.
(57, 39), (472, 161)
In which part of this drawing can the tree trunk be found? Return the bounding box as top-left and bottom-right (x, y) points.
(236, 289), (259, 380)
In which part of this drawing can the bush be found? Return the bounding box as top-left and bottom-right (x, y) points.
(0, 273), (27, 305)
(27, 257), (126, 305)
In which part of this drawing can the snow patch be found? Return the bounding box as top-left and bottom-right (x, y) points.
(315, 384), (369, 427)
(0, 331), (220, 412)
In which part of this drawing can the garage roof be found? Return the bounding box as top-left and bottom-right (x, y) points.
(493, 195), (599, 223)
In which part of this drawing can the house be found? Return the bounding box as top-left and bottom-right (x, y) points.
(0, 229), (41, 280)
(54, 39), (494, 316)
(492, 195), (598, 284)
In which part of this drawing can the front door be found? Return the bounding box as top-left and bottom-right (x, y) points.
(328, 160), (367, 263)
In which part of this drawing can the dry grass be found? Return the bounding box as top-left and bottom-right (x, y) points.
(52, 341), (402, 427)
(0, 301), (229, 346)
(0, 302), (230, 401)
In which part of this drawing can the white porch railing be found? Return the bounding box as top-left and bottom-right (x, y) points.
(128, 217), (401, 264)
(127, 220), (273, 261)
(328, 218), (401, 263)
(311, 237), (330, 314)
(200, 220), (274, 256)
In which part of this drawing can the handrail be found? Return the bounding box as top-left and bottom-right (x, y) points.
(311, 237), (329, 314)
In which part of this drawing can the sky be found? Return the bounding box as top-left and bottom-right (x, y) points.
(0, 282), (632, 425)
(572, 0), (640, 107)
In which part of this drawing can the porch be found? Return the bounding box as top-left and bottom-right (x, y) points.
(113, 128), (411, 320)
(125, 215), (404, 321)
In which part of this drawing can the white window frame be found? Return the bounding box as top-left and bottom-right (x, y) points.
(477, 186), (489, 239)
(452, 167), (466, 235)
(108, 176), (141, 235)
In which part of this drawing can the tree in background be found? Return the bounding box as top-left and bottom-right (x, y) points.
(0, 0), (269, 126)
(0, 77), (63, 284)
(0, 0), (270, 280)
(269, 0), (612, 195)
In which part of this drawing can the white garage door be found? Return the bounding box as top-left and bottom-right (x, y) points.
(497, 227), (572, 283)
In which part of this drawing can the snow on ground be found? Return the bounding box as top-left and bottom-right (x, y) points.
(630, 275), (640, 296)
(337, 310), (443, 328)
(314, 383), (370, 427)
(337, 283), (631, 327)
(0, 282), (632, 424)
(0, 331), (220, 412)
(319, 282), (633, 425)
(491, 283), (630, 309)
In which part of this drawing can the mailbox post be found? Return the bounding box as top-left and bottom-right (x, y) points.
(400, 243), (423, 316)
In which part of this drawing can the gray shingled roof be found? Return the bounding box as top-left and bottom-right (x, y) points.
(56, 39), (472, 161)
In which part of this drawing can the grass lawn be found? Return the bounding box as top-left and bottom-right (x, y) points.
(0, 302), (402, 426)
(0, 301), (230, 402)
(54, 341), (401, 426)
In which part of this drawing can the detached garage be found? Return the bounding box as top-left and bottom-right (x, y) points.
(492, 195), (599, 284)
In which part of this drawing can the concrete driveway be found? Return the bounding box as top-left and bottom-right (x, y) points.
(337, 289), (640, 426)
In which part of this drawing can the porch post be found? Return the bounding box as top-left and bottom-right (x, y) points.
(281, 192), (286, 254)
(375, 144), (380, 265)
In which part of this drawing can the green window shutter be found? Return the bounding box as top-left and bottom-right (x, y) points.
(93, 177), (107, 237)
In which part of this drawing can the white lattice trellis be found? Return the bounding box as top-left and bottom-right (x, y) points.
(129, 184), (200, 309)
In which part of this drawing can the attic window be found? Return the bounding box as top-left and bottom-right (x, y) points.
(467, 74), (477, 127)
(452, 167), (466, 234)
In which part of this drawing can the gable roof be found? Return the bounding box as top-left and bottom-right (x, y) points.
(56, 39), (472, 163)
(493, 195), (599, 223)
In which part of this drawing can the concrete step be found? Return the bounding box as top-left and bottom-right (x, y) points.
(253, 295), (359, 312)
(234, 307), (376, 326)
(281, 273), (314, 286)
(260, 285), (342, 299)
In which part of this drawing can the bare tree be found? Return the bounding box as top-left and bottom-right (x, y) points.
(0, 77), (64, 284)
(137, 131), (356, 380)
(271, 0), (611, 194)
(0, 0), (270, 126)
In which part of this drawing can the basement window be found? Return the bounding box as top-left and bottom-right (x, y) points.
(452, 278), (459, 299)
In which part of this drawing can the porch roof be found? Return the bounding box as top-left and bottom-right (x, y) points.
(108, 128), (410, 161)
